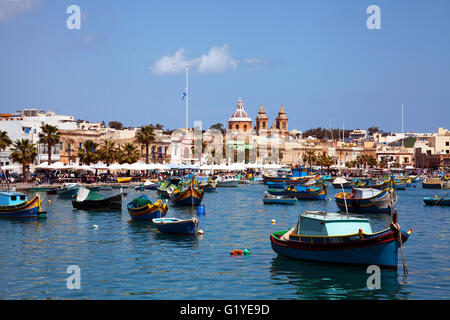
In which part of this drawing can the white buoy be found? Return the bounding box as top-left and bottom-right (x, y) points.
(48, 200), (51, 203)
(93, 225), (98, 229)
(271, 219), (276, 224)
(197, 229), (204, 235)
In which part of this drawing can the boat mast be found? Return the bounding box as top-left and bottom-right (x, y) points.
(185, 64), (189, 133)
(401, 104), (404, 147)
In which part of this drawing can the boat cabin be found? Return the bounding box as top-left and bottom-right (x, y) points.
(293, 211), (372, 237)
(351, 188), (381, 199)
(0, 192), (28, 206)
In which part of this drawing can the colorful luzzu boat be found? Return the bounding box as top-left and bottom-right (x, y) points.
(170, 178), (204, 206)
(0, 192), (45, 218)
(270, 211), (411, 269)
(335, 188), (396, 213)
(268, 184), (327, 200)
(127, 194), (168, 220)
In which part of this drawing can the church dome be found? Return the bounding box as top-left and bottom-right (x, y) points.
(228, 98), (252, 122)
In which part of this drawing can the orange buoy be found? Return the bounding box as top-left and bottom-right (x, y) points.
(230, 249), (243, 255)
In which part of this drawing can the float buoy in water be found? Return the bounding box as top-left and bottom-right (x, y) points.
(230, 250), (243, 255)
(271, 219), (276, 224)
(197, 229), (204, 235)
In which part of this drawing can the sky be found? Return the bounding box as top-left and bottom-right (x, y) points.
(0, 0), (449, 133)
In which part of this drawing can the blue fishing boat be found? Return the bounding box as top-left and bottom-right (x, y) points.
(270, 211), (411, 269)
(266, 181), (286, 189)
(423, 194), (450, 206)
(422, 178), (443, 189)
(57, 183), (79, 198)
(335, 188), (397, 213)
(152, 217), (199, 235)
(263, 193), (297, 205)
(0, 192), (45, 218)
(332, 180), (355, 189)
(127, 194), (168, 220)
(135, 180), (159, 191)
(170, 178), (204, 206)
(268, 184), (327, 200)
(394, 181), (406, 190)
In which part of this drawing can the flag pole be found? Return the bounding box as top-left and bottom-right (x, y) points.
(186, 64), (189, 133)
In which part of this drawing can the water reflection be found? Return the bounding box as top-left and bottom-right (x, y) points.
(270, 256), (407, 299)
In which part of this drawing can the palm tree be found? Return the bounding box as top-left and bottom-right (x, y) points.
(117, 143), (140, 164)
(39, 124), (60, 164)
(0, 131), (12, 151)
(303, 150), (317, 167)
(9, 139), (37, 180)
(78, 140), (98, 165)
(98, 141), (118, 166)
(318, 154), (335, 170)
(135, 125), (155, 164)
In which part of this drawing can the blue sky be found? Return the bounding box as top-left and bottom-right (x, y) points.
(1, 0), (449, 133)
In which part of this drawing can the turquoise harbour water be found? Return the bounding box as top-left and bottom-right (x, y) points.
(0, 183), (448, 300)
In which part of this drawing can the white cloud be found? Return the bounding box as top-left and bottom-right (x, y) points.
(0, 0), (40, 23)
(151, 44), (261, 75)
(152, 48), (191, 75)
(196, 44), (237, 74)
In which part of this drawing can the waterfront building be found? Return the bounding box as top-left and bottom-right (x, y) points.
(0, 109), (77, 166)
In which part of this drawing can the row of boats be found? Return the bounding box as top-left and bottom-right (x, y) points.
(262, 169), (446, 270)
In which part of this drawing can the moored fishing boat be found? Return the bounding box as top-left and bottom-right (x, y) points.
(157, 182), (177, 199)
(269, 184), (327, 200)
(355, 179), (389, 190)
(266, 181), (286, 189)
(422, 178), (443, 189)
(335, 188), (397, 213)
(216, 174), (239, 187)
(127, 194), (168, 220)
(332, 180), (355, 189)
(170, 178), (204, 206)
(57, 183), (79, 198)
(152, 217), (199, 235)
(72, 187), (122, 210)
(422, 194), (450, 206)
(270, 210), (411, 269)
(263, 193), (297, 205)
(117, 177), (132, 183)
(0, 192), (45, 218)
(135, 180), (158, 191)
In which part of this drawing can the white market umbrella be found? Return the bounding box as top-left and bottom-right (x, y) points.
(36, 162), (50, 169)
(108, 163), (124, 171)
(333, 177), (349, 214)
(228, 163), (247, 171)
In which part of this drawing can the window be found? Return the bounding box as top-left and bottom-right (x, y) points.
(262, 122), (266, 129)
(446, 141), (449, 146)
(236, 124), (239, 130)
(244, 124), (247, 131)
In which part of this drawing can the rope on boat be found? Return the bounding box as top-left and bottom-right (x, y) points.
(389, 188), (408, 277)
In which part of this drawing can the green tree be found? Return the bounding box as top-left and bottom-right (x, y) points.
(9, 139), (37, 180)
(0, 131), (12, 151)
(135, 125), (155, 164)
(78, 140), (98, 165)
(317, 154), (335, 170)
(109, 121), (123, 130)
(38, 124), (60, 164)
(98, 141), (118, 166)
(117, 143), (140, 164)
(302, 150), (317, 167)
